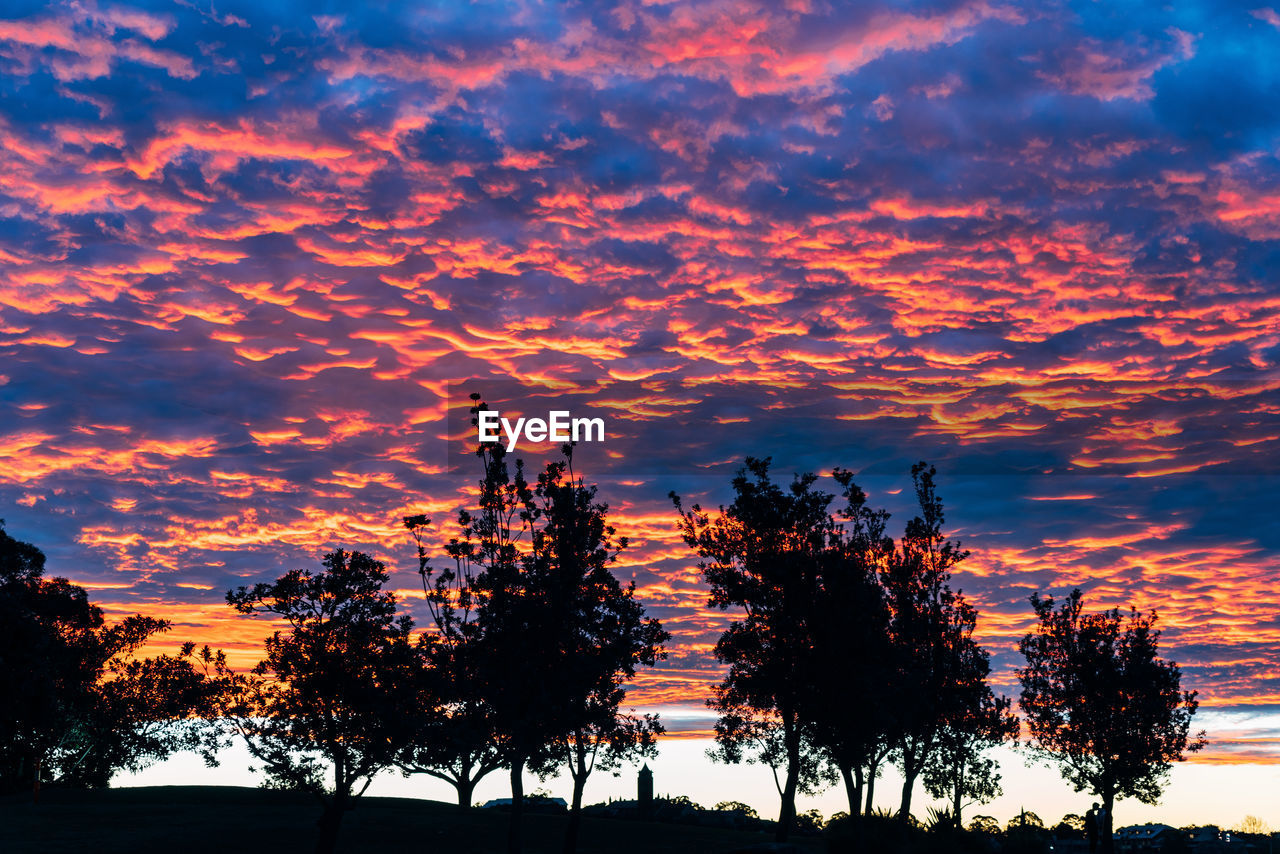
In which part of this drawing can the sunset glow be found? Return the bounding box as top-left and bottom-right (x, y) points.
(3, 0), (1280, 823)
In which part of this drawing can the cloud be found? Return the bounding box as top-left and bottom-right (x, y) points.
(1, 0), (1280, 760)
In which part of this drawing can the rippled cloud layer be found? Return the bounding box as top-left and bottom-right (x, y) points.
(3, 0), (1280, 761)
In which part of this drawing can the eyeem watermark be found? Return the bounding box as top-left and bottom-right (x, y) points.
(478, 410), (605, 452)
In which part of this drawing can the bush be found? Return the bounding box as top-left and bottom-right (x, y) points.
(1003, 811), (1051, 854)
(825, 812), (919, 854)
(825, 812), (997, 854)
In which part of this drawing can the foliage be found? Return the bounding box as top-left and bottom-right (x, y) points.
(967, 815), (1001, 835)
(0, 523), (217, 793)
(713, 801), (759, 818)
(1235, 815), (1272, 836)
(1053, 813), (1086, 838)
(220, 549), (426, 854)
(674, 460), (1009, 832)
(71, 641), (223, 785)
(522, 446), (668, 854)
(455, 396), (667, 854)
(658, 795), (705, 812)
(795, 808), (825, 833)
(673, 456), (839, 841)
(448, 418), (554, 854)
(881, 463), (993, 821)
(395, 513), (501, 809)
(921, 684), (1019, 826)
(1004, 810), (1051, 854)
(807, 469), (896, 818)
(1018, 588), (1206, 852)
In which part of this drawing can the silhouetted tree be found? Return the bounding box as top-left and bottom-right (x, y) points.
(808, 469), (895, 817)
(968, 814), (1002, 836)
(708, 707), (832, 834)
(1054, 813), (1087, 838)
(860, 743), (892, 814)
(396, 514), (501, 810)
(457, 396), (667, 854)
(673, 457), (836, 843)
(881, 463), (984, 822)
(221, 549), (425, 854)
(1018, 589), (1206, 854)
(1007, 809), (1045, 831)
(67, 641), (223, 787)
(921, 680), (1018, 827)
(1235, 816), (1272, 837)
(445, 406), (552, 854)
(714, 800), (760, 818)
(524, 449), (668, 854)
(0, 523), (217, 795)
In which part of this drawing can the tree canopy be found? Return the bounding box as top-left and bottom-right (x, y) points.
(220, 549), (427, 854)
(523, 449), (668, 854)
(0, 522), (217, 795)
(673, 460), (1013, 835)
(445, 396), (668, 854)
(673, 456), (839, 843)
(396, 512), (502, 811)
(1018, 588), (1206, 854)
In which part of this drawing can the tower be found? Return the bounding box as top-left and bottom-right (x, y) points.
(638, 763), (653, 820)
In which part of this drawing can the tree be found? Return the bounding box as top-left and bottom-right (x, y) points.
(1235, 816), (1271, 836)
(220, 549), (425, 854)
(396, 514), (502, 810)
(706, 707), (832, 833)
(880, 463), (984, 822)
(714, 801), (760, 818)
(448, 396), (668, 854)
(1006, 806), (1051, 851)
(66, 641), (223, 787)
(968, 815), (1001, 836)
(920, 651), (1019, 827)
(447, 406), (547, 854)
(672, 457), (836, 843)
(807, 469), (896, 818)
(1017, 589), (1206, 854)
(796, 808), (826, 834)
(0, 523), (217, 795)
(1054, 814), (1086, 838)
(521, 450), (668, 854)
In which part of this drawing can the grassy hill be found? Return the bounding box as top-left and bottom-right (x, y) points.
(0, 786), (826, 854)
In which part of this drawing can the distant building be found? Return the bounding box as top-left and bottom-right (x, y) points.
(480, 796), (568, 813)
(1188, 826), (1223, 851)
(1115, 823), (1175, 852)
(1184, 825), (1262, 854)
(638, 763), (653, 820)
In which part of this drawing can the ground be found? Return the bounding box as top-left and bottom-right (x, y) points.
(0, 786), (827, 854)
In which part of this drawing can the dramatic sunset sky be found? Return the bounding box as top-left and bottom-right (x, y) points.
(3, 0), (1280, 827)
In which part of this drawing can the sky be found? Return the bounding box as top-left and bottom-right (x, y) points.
(3, 0), (1280, 830)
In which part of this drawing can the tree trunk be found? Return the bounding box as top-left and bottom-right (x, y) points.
(953, 773), (963, 828)
(774, 715), (801, 843)
(776, 763), (799, 843)
(507, 760), (525, 854)
(456, 774), (475, 812)
(1101, 791), (1115, 854)
(865, 763), (877, 816)
(899, 770), (915, 823)
(840, 765), (862, 817)
(315, 801), (344, 854)
(563, 773), (586, 854)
